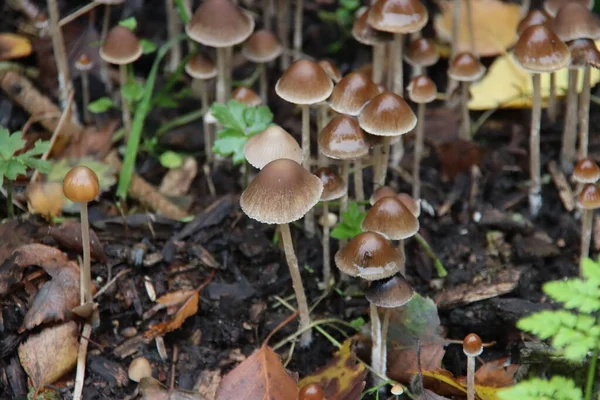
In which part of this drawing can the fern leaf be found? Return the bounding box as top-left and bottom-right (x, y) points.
(581, 257), (600, 284)
(497, 376), (582, 400)
(517, 310), (577, 339)
(544, 279), (600, 313)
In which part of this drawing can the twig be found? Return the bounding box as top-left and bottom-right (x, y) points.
(548, 160), (575, 212)
(93, 268), (131, 299)
(59, 2), (100, 26)
(73, 322), (92, 400)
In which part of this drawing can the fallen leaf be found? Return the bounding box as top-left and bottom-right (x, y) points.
(48, 221), (107, 262)
(18, 321), (79, 388)
(215, 345), (299, 400)
(159, 157), (198, 197)
(474, 358), (518, 389)
(193, 369), (222, 400)
(26, 182), (65, 219)
(435, 140), (483, 181)
(63, 121), (118, 159)
(0, 33), (32, 61)
(139, 377), (203, 400)
(299, 340), (367, 400)
(145, 290), (199, 339)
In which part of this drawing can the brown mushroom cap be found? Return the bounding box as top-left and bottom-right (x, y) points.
(370, 186), (397, 205)
(517, 9), (552, 37)
(544, 0), (594, 17)
(314, 167), (347, 201)
(407, 75), (437, 103)
(553, 2), (600, 42)
(75, 53), (93, 71)
(569, 39), (600, 69)
(513, 25), (571, 73)
(299, 383), (326, 400)
(358, 92), (417, 136)
(362, 196), (419, 239)
(186, 0), (254, 47)
(574, 158), (600, 183)
(334, 231), (405, 280)
(463, 333), (483, 357)
(447, 52), (486, 82)
(367, 0), (429, 34)
(240, 158), (323, 224)
(275, 59), (334, 105)
(579, 183), (600, 209)
(404, 38), (439, 67)
(63, 166), (100, 203)
(242, 30), (283, 63)
(318, 60), (343, 83)
(244, 126), (302, 169)
(99, 26), (142, 65)
(232, 87), (262, 106)
(397, 192), (421, 217)
(329, 73), (381, 116)
(365, 274), (415, 308)
(318, 115), (370, 159)
(185, 53), (217, 79)
(352, 7), (394, 45)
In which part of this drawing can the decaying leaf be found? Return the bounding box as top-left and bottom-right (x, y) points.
(159, 157), (198, 197)
(18, 321), (79, 388)
(0, 33), (32, 61)
(26, 182), (65, 219)
(216, 345), (299, 400)
(145, 290), (199, 339)
(48, 221), (107, 262)
(435, 140), (483, 181)
(299, 340), (367, 400)
(139, 377), (204, 400)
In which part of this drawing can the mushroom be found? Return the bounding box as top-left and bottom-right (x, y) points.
(95, 0), (126, 91)
(242, 30), (283, 102)
(574, 158), (600, 271)
(352, 8), (393, 84)
(513, 25), (570, 216)
(370, 186), (398, 205)
(244, 125), (302, 169)
(463, 333), (483, 400)
(316, 60), (342, 145)
(318, 60), (343, 84)
(240, 159), (323, 346)
(543, 0), (593, 17)
(299, 383), (326, 400)
(128, 357), (152, 382)
(404, 37), (440, 77)
(75, 53), (93, 125)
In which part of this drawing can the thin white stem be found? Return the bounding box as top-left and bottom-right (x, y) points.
(80, 203), (93, 304)
(372, 44), (385, 85)
(561, 69), (579, 172)
(413, 102), (425, 199)
(579, 66), (591, 160)
(301, 105), (311, 170)
(370, 303), (383, 379)
(264, 0), (272, 30)
(119, 64), (132, 134)
(465, 0), (475, 56)
(467, 355), (476, 400)
(322, 202), (331, 286)
(225, 47), (233, 99)
(341, 159), (350, 212)
(48, 0), (73, 109)
(317, 105), (328, 167)
(393, 34), (404, 96)
(581, 209), (593, 275)
(199, 80), (213, 164)
(216, 47), (227, 104)
(354, 158), (364, 211)
(379, 137), (391, 188)
(293, 0), (303, 60)
(259, 63), (268, 102)
(380, 309), (390, 379)
(548, 72), (557, 122)
(277, 0), (290, 70)
(530, 73), (542, 216)
(72, 323), (92, 400)
(460, 82), (471, 140)
(81, 71), (91, 124)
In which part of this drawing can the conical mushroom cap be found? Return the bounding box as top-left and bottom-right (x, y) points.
(447, 52), (486, 82)
(397, 193), (421, 217)
(513, 25), (570, 73)
(573, 158), (600, 183)
(362, 196), (419, 239)
(367, 0), (429, 34)
(240, 159), (323, 224)
(242, 30), (283, 63)
(352, 8), (393, 45)
(232, 87), (262, 106)
(275, 60), (334, 105)
(370, 186), (397, 205)
(318, 60), (343, 83)
(329, 73), (381, 116)
(553, 2), (600, 42)
(244, 126), (302, 169)
(334, 232), (405, 280)
(318, 116), (370, 159)
(185, 53), (217, 79)
(407, 75), (437, 103)
(544, 0), (593, 16)
(578, 184), (600, 210)
(186, 0), (254, 47)
(100, 26), (142, 65)
(314, 167), (346, 201)
(365, 274), (415, 307)
(569, 39), (600, 69)
(517, 10), (552, 37)
(404, 38), (439, 67)
(358, 92), (417, 136)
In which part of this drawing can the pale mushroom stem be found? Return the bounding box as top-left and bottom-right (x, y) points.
(370, 303), (384, 378)
(380, 308), (391, 378)
(578, 66), (591, 160)
(79, 202), (93, 305)
(530, 73), (542, 216)
(119, 64), (132, 134)
(413, 102), (426, 199)
(259, 63), (268, 102)
(465, 0), (475, 55)
(393, 34), (404, 96)
(301, 105), (316, 237)
(341, 159), (350, 212)
(216, 47), (227, 103)
(322, 201), (331, 286)
(581, 209), (593, 273)
(279, 223), (313, 346)
(354, 158), (365, 211)
(166, 0), (182, 72)
(372, 45), (385, 84)
(317, 106), (328, 167)
(548, 73), (558, 122)
(198, 79), (213, 164)
(100, 4), (113, 92)
(47, 0), (73, 109)
(561, 69), (579, 172)
(379, 137), (391, 189)
(225, 47), (233, 100)
(81, 69), (91, 124)
(293, 0), (303, 60)
(467, 354), (476, 400)
(263, 0), (272, 30)
(446, 0), (460, 103)
(277, 0), (290, 70)
(460, 82), (470, 140)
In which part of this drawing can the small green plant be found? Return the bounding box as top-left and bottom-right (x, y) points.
(0, 128), (50, 217)
(498, 257), (600, 400)
(318, 0), (361, 54)
(331, 202), (365, 240)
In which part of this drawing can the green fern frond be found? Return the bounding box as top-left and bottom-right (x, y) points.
(517, 311), (577, 339)
(497, 376), (582, 400)
(581, 257), (600, 284)
(544, 279), (600, 313)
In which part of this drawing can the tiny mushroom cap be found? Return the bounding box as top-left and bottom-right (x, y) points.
(186, 0), (254, 47)
(244, 125), (302, 169)
(334, 231), (405, 280)
(517, 9), (552, 36)
(319, 211), (338, 227)
(314, 167), (347, 201)
(75, 53), (93, 71)
(63, 166), (100, 203)
(578, 183), (600, 209)
(513, 25), (571, 73)
(185, 53), (217, 79)
(242, 30), (283, 63)
(573, 158), (600, 183)
(391, 384), (405, 396)
(407, 75), (437, 104)
(275, 59), (334, 105)
(318, 60), (343, 83)
(34, 13), (49, 29)
(397, 192), (421, 217)
(358, 92), (417, 137)
(370, 185), (397, 205)
(352, 8), (393, 45)
(128, 357), (152, 382)
(240, 159), (323, 224)
(404, 38), (440, 67)
(232, 87), (262, 106)
(463, 333), (484, 357)
(299, 383), (326, 400)
(329, 72), (381, 116)
(362, 196), (419, 240)
(544, 0), (594, 17)
(367, 0), (429, 34)
(447, 52), (486, 82)
(99, 26), (142, 65)
(569, 39), (600, 69)
(553, 2), (600, 43)
(365, 273), (415, 308)
(318, 115), (370, 159)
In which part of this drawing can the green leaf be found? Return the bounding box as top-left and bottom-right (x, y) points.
(331, 202), (365, 240)
(544, 279), (600, 312)
(119, 17), (137, 31)
(0, 129), (25, 159)
(497, 376), (582, 400)
(2, 160), (26, 180)
(213, 133), (246, 164)
(122, 80), (144, 103)
(335, 8), (352, 26)
(21, 139), (50, 158)
(340, 0), (360, 10)
(159, 151), (184, 169)
(245, 106), (273, 135)
(88, 97), (114, 113)
(20, 157), (50, 173)
(581, 257), (600, 284)
(154, 96), (179, 108)
(350, 317), (366, 329)
(140, 39), (157, 54)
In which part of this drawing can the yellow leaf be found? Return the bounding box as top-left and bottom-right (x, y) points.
(0, 33), (32, 61)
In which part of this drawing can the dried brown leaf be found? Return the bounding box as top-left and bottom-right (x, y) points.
(139, 377), (204, 400)
(145, 291), (199, 339)
(159, 157), (198, 197)
(26, 182), (65, 219)
(474, 358), (518, 388)
(48, 221), (107, 262)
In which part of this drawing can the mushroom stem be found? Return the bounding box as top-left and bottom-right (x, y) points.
(47, 0), (73, 110)
(293, 0), (303, 60)
(379, 308), (390, 378)
(578, 66), (591, 160)
(301, 104), (316, 238)
(216, 47), (227, 104)
(166, 0), (182, 73)
(459, 82), (470, 140)
(581, 209), (593, 271)
(72, 322), (92, 400)
(199, 79), (213, 164)
(100, 4), (113, 93)
(263, 0), (272, 30)
(119, 64), (132, 134)
(322, 201), (331, 286)
(317, 105), (328, 167)
(81, 70), (91, 125)
(548, 72), (557, 122)
(466, 355), (476, 400)
(372, 44), (385, 85)
(341, 159), (350, 212)
(529, 73), (542, 217)
(354, 158), (365, 212)
(277, 0), (290, 70)
(465, 0), (475, 55)
(79, 202), (93, 304)
(378, 137), (391, 188)
(413, 102), (425, 199)
(370, 303), (384, 378)
(259, 63), (268, 102)
(561, 69), (579, 173)
(451, 0), (460, 57)
(279, 223), (312, 346)
(392, 33), (404, 96)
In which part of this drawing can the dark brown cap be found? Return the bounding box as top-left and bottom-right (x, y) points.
(275, 60), (334, 105)
(329, 72), (380, 116)
(574, 158), (600, 183)
(244, 126), (302, 169)
(185, 53), (217, 79)
(553, 2), (600, 42)
(370, 186), (396, 205)
(447, 52), (486, 82)
(232, 87), (262, 106)
(569, 39), (600, 69)
(334, 231), (405, 280)
(318, 115), (370, 159)
(75, 53), (93, 71)
(314, 167), (347, 201)
(63, 166), (100, 203)
(318, 60), (343, 83)
(352, 7), (393, 45)
(362, 196), (419, 239)
(397, 192), (420, 217)
(240, 158), (323, 224)
(407, 75), (437, 103)
(365, 274), (414, 308)
(463, 333), (483, 357)
(99, 26), (142, 65)
(517, 10), (552, 37)
(404, 38), (439, 67)
(358, 92), (417, 136)
(186, 0), (254, 47)
(242, 30), (282, 63)
(544, 0), (593, 17)
(513, 25), (571, 73)
(579, 184), (600, 209)
(299, 383), (325, 400)
(367, 0), (429, 34)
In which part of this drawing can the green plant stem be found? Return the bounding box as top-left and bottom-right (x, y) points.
(584, 335), (600, 400)
(6, 180), (13, 218)
(414, 233), (447, 277)
(174, 0), (191, 22)
(157, 109), (204, 137)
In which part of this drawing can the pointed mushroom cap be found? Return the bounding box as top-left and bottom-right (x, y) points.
(232, 87), (262, 106)
(74, 53), (93, 71)
(365, 274), (415, 308)
(370, 186), (397, 205)
(63, 166), (100, 203)
(407, 75), (437, 103)
(362, 196), (419, 239)
(463, 333), (483, 357)
(329, 73), (381, 116)
(578, 183), (600, 209)
(244, 126), (302, 169)
(318, 115), (370, 159)
(397, 192), (421, 217)
(447, 52), (486, 82)
(404, 38), (439, 67)
(367, 0), (429, 34)
(358, 92), (417, 136)
(318, 60), (343, 83)
(353, 8), (394, 45)
(185, 53), (217, 79)
(314, 167), (347, 201)
(242, 29), (283, 63)
(99, 26), (142, 65)
(334, 231), (405, 280)
(574, 158), (600, 183)
(544, 0), (594, 17)
(517, 9), (552, 36)
(275, 60), (334, 105)
(186, 0), (254, 47)
(513, 25), (570, 73)
(553, 2), (600, 42)
(240, 159), (323, 224)
(569, 39), (600, 69)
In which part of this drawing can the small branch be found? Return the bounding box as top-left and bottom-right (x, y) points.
(59, 2), (100, 26)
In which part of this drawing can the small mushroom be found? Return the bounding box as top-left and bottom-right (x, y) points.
(299, 383), (326, 400)
(242, 30), (283, 101)
(463, 333), (483, 400)
(243, 125), (302, 169)
(128, 357), (152, 382)
(75, 53), (94, 124)
(232, 87), (262, 107)
(577, 183), (600, 272)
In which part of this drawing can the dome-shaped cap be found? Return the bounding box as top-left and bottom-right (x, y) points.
(186, 0), (254, 47)
(242, 30), (283, 63)
(569, 39), (600, 69)
(553, 2), (600, 42)
(579, 184), (600, 209)
(365, 274), (415, 308)
(358, 92), (417, 136)
(240, 159), (323, 224)
(318, 116), (370, 159)
(513, 25), (571, 73)
(463, 333), (483, 357)
(370, 186), (397, 205)
(544, 0), (594, 17)
(404, 38), (439, 67)
(447, 52), (486, 82)
(185, 53), (217, 79)
(63, 166), (100, 203)
(75, 53), (93, 71)
(314, 167), (347, 201)
(232, 87), (262, 106)
(407, 75), (437, 103)
(574, 158), (600, 183)
(329, 73), (380, 116)
(334, 232), (405, 280)
(397, 192), (420, 217)
(244, 126), (302, 169)
(353, 8), (394, 45)
(275, 60), (334, 105)
(517, 10), (552, 37)
(367, 0), (429, 34)
(99, 26), (142, 65)
(362, 196), (419, 239)
(318, 60), (343, 83)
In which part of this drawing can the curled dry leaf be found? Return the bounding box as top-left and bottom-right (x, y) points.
(26, 182), (65, 219)
(159, 157), (198, 197)
(18, 321), (79, 388)
(139, 377), (203, 400)
(48, 220), (107, 262)
(145, 290), (199, 339)
(0, 33), (32, 61)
